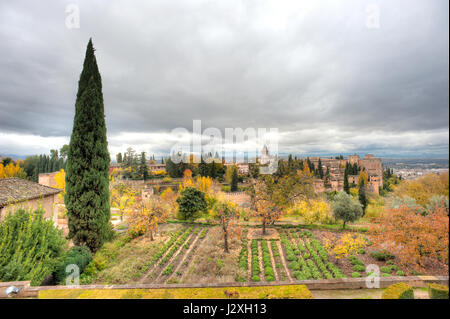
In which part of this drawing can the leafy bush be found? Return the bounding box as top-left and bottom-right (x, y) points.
(55, 246), (92, 284)
(353, 265), (365, 272)
(428, 283), (449, 299)
(251, 275), (260, 282)
(351, 272), (362, 278)
(176, 187), (207, 220)
(0, 207), (66, 286)
(370, 250), (394, 261)
(382, 283), (413, 299)
(396, 270), (406, 276)
(380, 266), (391, 273)
(381, 273), (391, 277)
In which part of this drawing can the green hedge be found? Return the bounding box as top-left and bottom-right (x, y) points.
(54, 246), (92, 284)
(0, 208), (67, 286)
(428, 284), (449, 299)
(382, 283), (414, 299)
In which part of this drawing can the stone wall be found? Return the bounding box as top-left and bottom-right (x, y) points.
(0, 194), (58, 223)
(3, 276), (448, 298)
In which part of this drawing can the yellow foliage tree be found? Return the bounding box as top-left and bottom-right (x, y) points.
(322, 233), (367, 259)
(0, 162), (26, 179)
(358, 170), (369, 188)
(160, 187), (178, 217)
(392, 172), (449, 207)
(110, 183), (137, 221)
(127, 197), (169, 240)
(287, 199), (332, 224)
(54, 169), (66, 201)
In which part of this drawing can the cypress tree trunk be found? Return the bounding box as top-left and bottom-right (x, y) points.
(65, 39), (111, 252)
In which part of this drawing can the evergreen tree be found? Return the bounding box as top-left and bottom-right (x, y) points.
(230, 166), (238, 192)
(139, 151), (149, 180)
(358, 179), (368, 215)
(352, 163), (358, 175)
(318, 158), (324, 179)
(209, 161), (216, 179)
(65, 39), (111, 252)
(344, 166), (350, 194)
(288, 154), (293, 172)
(198, 156), (208, 177)
(116, 152), (122, 163)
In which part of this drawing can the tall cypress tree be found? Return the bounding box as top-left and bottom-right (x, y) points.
(344, 166), (350, 194)
(65, 39), (111, 252)
(230, 166), (238, 192)
(358, 179), (368, 215)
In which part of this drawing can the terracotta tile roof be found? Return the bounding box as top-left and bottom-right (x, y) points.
(0, 178), (61, 207)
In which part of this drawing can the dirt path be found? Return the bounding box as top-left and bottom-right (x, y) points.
(258, 241), (265, 282)
(247, 240), (252, 281)
(277, 240), (293, 283)
(166, 230), (203, 283)
(178, 229), (209, 283)
(267, 241), (279, 281)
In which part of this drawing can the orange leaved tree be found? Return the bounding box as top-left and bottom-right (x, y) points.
(127, 197), (169, 240)
(369, 205), (449, 272)
(213, 202), (241, 253)
(250, 176), (281, 235)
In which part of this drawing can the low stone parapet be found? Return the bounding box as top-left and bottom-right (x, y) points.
(2, 276), (448, 298)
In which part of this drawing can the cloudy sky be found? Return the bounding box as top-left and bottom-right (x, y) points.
(0, 0), (448, 159)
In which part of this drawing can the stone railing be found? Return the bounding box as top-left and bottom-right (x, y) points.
(2, 276), (447, 298)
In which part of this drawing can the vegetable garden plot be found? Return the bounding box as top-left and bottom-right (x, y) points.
(279, 229), (345, 281)
(138, 226), (195, 283)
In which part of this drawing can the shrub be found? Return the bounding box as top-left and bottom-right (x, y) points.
(428, 284), (449, 299)
(351, 272), (362, 278)
(251, 275), (260, 282)
(353, 265), (365, 272)
(370, 250), (394, 261)
(381, 273), (391, 277)
(55, 246), (92, 284)
(380, 266), (391, 273)
(0, 208), (67, 286)
(382, 283), (414, 299)
(390, 265), (399, 272)
(396, 270), (406, 276)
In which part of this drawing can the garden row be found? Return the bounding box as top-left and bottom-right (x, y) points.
(280, 229), (345, 281)
(137, 226), (208, 283)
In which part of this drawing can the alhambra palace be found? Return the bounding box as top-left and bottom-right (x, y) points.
(309, 154), (383, 194)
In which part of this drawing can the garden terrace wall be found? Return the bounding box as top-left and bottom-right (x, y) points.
(3, 276), (448, 298)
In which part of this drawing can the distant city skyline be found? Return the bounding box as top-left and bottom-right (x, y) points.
(0, 1), (448, 159)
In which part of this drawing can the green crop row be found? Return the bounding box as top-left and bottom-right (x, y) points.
(158, 227), (193, 267)
(261, 241), (275, 281)
(238, 231), (248, 271)
(251, 240), (260, 281)
(139, 228), (187, 274)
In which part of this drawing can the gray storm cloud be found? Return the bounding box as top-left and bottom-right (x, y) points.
(0, 0), (448, 157)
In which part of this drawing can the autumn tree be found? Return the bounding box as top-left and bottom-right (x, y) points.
(127, 197), (169, 240)
(54, 169), (66, 201)
(160, 187), (178, 217)
(110, 183), (137, 221)
(251, 176), (281, 235)
(213, 202), (240, 253)
(369, 205), (449, 272)
(332, 191), (363, 229)
(392, 172), (449, 207)
(0, 162), (26, 179)
(65, 39), (111, 252)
